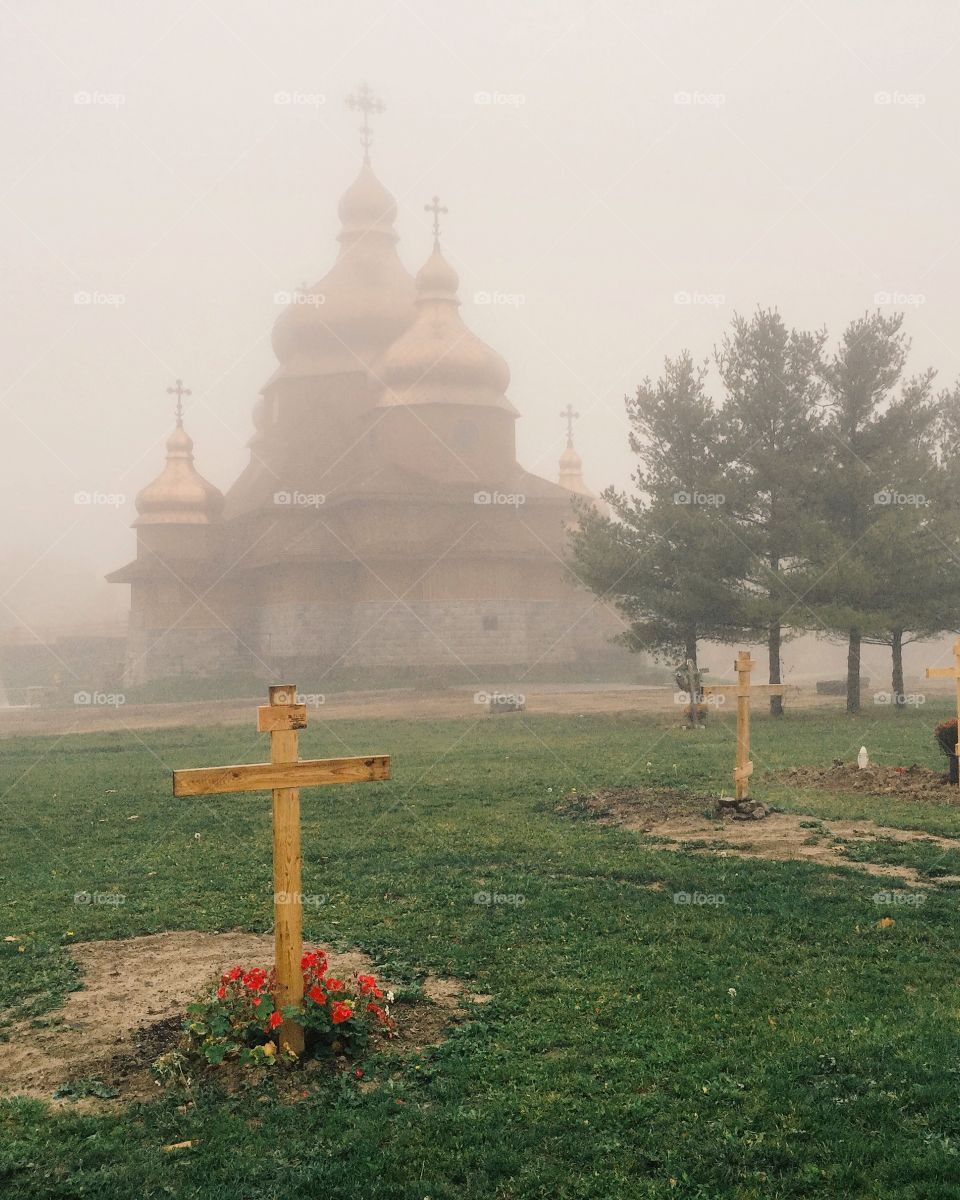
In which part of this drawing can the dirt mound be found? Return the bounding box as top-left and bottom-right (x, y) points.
(0, 931), (486, 1106)
(780, 762), (960, 800)
(561, 787), (960, 887)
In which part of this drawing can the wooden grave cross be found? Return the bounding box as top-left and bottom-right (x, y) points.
(703, 650), (786, 801)
(172, 684), (391, 1056)
(925, 637), (960, 785)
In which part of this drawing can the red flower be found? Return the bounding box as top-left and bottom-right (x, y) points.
(308, 984), (327, 1005)
(357, 973), (376, 993)
(327, 977), (344, 991)
(216, 985), (226, 999)
(331, 1001), (352, 1025)
(268, 1010), (283, 1029)
(367, 1002), (391, 1027)
(252, 996), (263, 1007)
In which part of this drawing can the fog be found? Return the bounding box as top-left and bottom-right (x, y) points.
(2, 0), (958, 686)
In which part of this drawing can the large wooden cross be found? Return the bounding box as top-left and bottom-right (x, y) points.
(926, 637), (960, 784)
(172, 685), (390, 1055)
(704, 651), (786, 801)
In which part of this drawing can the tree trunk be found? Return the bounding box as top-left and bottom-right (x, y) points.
(847, 627), (861, 714)
(769, 621), (783, 717)
(684, 630), (698, 670)
(891, 629), (905, 713)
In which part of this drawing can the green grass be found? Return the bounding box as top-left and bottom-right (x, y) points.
(2, 705), (960, 1197)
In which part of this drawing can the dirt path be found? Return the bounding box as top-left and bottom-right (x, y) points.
(0, 931), (483, 1105)
(0, 684), (860, 738)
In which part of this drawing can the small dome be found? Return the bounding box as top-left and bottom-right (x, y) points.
(377, 243), (514, 410)
(270, 163), (416, 377)
(135, 422), (223, 526)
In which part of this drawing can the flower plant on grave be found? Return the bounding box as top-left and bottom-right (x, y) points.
(167, 948), (395, 1075)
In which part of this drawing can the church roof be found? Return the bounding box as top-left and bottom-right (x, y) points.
(268, 162), (417, 382)
(134, 419), (223, 526)
(375, 238), (517, 415)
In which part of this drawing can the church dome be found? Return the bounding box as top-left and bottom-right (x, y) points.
(135, 422), (223, 525)
(376, 242), (514, 411)
(270, 163), (416, 377)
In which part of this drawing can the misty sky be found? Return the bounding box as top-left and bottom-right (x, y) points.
(3, 0), (960, 631)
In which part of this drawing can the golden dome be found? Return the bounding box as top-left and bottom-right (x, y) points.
(270, 163), (416, 377)
(376, 244), (515, 411)
(135, 422), (223, 525)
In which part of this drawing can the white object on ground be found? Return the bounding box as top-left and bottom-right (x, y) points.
(857, 746), (869, 769)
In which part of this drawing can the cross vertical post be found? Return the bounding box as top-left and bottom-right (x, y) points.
(268, 684), (305, 1056)
(704, 650), (786, 801)
(734, 650), (752, 801)
(925, 637), (960, 785)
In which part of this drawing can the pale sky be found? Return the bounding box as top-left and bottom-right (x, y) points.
(3, 0), (959, 630)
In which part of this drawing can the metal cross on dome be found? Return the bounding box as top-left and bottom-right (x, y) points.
(346, 83), (385, 164)
(560, 403), (580, 445)
(424, 195), (448, 247)
(167, 378), (191, 426)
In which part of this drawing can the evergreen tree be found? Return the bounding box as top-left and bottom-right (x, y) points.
(716, 308), (827, 715)
(569, 352), (748, 668)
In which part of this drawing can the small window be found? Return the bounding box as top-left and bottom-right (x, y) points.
(483, 615), (498, 631)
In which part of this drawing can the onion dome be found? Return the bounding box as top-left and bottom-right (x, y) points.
(559, 439), (587, 493)
(270, 163), (416, 378)
(376, 240), (516, 412)
(135, 420), (223, 526)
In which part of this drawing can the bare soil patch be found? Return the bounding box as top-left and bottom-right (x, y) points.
(561, 787), (960, 887)
(0, 931), (486, 1106)
(780, 761), (960, 801)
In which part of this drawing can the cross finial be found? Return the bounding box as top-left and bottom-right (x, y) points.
(560, 403), (580, 445)
(424, 195), (448, 248)
(167, 378), (191, 427)
(345, 82), (385, 165)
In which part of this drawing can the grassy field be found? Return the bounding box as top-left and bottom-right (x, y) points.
(2, 703), (960, 1198)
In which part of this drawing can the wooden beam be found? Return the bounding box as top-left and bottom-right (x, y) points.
(173, 755), (391, 797)
(925, 667), (956, 680)
(257, 704), (308, 732)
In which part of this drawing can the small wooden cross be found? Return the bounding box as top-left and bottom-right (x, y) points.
(346, 82), (385, 164)
(926, 637), (960, 783)
(704, 651), (786, 800)
(172, 685), (390, 1055)
(424, 195), (447, 246)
